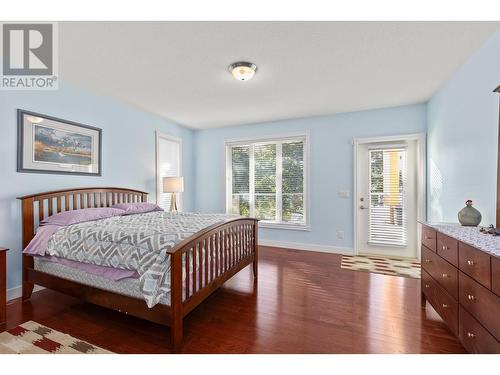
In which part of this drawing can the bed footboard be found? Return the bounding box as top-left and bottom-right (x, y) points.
(169, 218), (259, 352)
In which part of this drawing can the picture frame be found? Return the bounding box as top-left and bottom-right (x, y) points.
(17, 109), (102, 176)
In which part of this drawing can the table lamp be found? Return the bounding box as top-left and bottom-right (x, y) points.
(163, 176), (184, 212)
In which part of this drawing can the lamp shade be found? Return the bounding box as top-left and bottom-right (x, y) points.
(163, 176), (184, 193)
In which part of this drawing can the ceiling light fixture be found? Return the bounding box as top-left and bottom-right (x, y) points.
(228, 61), (257, 81)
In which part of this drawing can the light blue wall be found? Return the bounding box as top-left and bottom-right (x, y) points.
(427, 29), (500, 225)
(0, 83), (195, 290)
(11, 27), (500, 291)
(193, 103), (427, 250)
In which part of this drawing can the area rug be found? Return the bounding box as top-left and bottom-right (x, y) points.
(341, 255), (420, 279)
(0, 321), (112, 354)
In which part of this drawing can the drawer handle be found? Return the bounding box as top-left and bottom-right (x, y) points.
(442, 303), (449, 309)
(467, 260), (475, 266)
(425, 284), (430, 289)
(467, 294), (476, 301)
(442, 273), (448, 278)
(425, 236), (433, 240)
(442, 245), (448, 251)
(424, 259), (431, 263)
(467, 332), (475, 338)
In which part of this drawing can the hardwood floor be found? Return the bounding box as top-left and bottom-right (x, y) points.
(3, 246), (466, 353)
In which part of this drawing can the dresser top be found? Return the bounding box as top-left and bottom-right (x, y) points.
(422, 222), (500, 258)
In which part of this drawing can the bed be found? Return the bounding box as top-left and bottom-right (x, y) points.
(18, 187), (258, 352)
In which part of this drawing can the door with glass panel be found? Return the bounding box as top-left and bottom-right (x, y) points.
(356, 139), (418, 258)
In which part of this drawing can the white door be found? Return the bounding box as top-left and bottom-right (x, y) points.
(356, 139), (418, 258)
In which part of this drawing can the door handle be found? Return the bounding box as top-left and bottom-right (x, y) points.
(359, 205), (367, 210)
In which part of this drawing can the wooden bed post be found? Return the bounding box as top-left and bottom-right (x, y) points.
(21, 197), (35, 300)
(170, 250), (183, 353)
(252, 221), (258, 279)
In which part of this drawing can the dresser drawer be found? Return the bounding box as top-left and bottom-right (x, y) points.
(422, 226), (437, 252)
(459, 271), (500, 340)
(459, 242), (491, 289)
(422, 269), (458, 336)
(437, 232), (458, 267)
(422, 246), (458, 299)
(492, 256), (500, 296)
(459, 306), (500, 353)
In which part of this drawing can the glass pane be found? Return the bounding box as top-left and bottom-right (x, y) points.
(232, 146), (250, 194)
(254, 143), (276, 194)
(282, 194), (304, 224)
(368, 148), (407, 246)
(255, 194), (276, 220)
(282, 141), (304, 194)
(369, 150), (384, 193)
(232, 194), (250, 216)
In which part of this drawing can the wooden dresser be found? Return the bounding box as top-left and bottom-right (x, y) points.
(421, 224), (500, 353)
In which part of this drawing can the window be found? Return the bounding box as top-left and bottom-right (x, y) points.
(226, 135), (308, 228)
(368, 147), (407, 246)
(156, 132), (182, 211)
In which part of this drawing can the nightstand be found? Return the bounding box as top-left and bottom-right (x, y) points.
(0, 247), (7, 326)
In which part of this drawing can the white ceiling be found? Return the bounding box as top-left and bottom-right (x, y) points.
(59, 22), (500, 129)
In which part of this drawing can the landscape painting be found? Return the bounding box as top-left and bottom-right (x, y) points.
(18, 110), (102, 176)
(34, 125), (92, 165)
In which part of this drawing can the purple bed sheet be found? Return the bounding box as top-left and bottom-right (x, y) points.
(23, 208), (148, 281)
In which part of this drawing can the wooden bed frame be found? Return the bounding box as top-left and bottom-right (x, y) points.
(18, 187), (258, 352)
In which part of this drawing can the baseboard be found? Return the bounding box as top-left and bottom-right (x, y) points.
(259, 239), (354, 255)
(7, 285), (45, 302)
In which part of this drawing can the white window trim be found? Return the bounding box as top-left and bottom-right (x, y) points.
(224, 132), (310, 231)
(155, 131), (183, 210)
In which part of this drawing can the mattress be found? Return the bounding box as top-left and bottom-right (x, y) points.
(33, 256), (171, 305)
(40, 211), (232, 307)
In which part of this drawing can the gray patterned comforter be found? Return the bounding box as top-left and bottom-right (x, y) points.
(46, 211), (236, 307)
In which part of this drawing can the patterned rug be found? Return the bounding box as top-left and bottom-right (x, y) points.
(341, 255), (420, 279)
(0, 321), (112, 354)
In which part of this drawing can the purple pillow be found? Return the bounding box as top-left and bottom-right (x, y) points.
(40, 207), (125, 226)
(111, 202), (163, 215)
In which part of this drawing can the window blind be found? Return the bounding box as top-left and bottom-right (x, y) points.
(282, 141), (304, 223)
(254, 143), (276, 220)
(368, 148), (407, 246)
(157, 135), (181, 211)
(231, 145), (250, 216)
(227, 137), (307, 226)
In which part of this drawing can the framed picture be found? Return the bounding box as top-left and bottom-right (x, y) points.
(17, 109), (102, 176)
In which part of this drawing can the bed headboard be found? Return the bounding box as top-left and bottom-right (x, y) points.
(17, 187), (149, 248)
